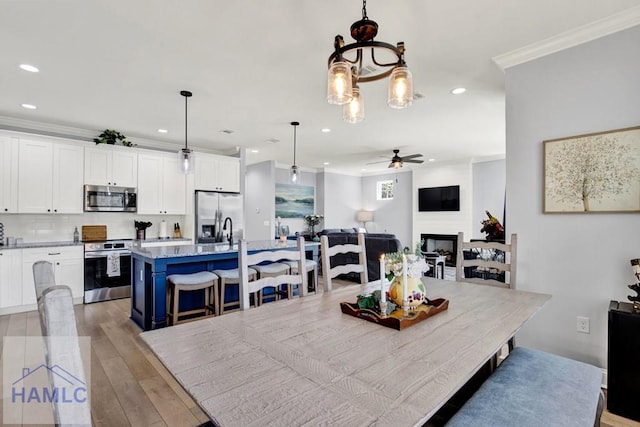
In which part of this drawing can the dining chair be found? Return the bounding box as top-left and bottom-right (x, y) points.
(32, 260), (57, 301)
(238, 236), (307, 310)
(455, 232), (517, 289)
(32, 263), (92, 425)
(455, 231), (518, 356)
(283, 258), (318, 295)
(320, 232), (369, 291)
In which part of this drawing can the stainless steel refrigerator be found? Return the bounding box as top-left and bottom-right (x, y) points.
(195, 191), (244, 244)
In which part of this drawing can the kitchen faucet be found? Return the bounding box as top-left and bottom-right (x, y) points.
(222, 217), (233, 245)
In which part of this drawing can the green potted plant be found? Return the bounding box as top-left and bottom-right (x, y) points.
(93, 129), (134, 147)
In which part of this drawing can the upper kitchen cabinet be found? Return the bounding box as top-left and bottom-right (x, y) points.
(0, 133), (19, 213)
(84, 145), (138, 187)
(137, 151), (186, 215)
(194, 153), (240, 192)
(18, 137), (84, 214)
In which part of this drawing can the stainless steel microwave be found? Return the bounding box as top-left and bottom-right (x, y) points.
(84, 185), (137, 212)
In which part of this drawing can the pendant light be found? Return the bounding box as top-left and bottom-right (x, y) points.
(343, 84), (364, 124)
(178, 90), (194, 174)
(290, 121), (300, 184)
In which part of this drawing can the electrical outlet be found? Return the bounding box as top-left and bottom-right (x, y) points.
(577, 316), (590, 334)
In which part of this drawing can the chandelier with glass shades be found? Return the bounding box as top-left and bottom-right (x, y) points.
(327, 0), (413, 123)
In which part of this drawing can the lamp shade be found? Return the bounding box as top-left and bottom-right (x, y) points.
(356, 210), (373, 223)
(327, 61), (353, 105)
(387, 66), (413, 109)
(178, 148), (194, 174)
(343, 86), (364, 124)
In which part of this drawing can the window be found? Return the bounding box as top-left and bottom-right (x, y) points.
(377, 180), (394, 200)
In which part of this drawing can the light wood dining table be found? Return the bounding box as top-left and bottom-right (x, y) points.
(140, 278), (550, 426)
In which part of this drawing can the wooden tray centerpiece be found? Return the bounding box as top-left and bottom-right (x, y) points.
(340, 297), (449, 330)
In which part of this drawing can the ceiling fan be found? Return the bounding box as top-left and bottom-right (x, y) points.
(367, 149), (424, 169)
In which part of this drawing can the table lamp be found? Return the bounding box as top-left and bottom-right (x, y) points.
(356, 210), (374, 230)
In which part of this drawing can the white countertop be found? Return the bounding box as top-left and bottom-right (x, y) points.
(130, 239), (318, 259)
(0, 241), (83, 251)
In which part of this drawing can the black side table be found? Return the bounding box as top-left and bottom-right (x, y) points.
(608, 300), (640, 421)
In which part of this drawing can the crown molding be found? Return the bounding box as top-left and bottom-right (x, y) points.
(493, 6), (640, 70)
(0, 115), (226, 155)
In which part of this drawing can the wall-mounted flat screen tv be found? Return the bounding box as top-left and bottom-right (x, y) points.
(418, 185), (460, 211)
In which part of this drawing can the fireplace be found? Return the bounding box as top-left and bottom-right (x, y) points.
(421, 234), (458, 266)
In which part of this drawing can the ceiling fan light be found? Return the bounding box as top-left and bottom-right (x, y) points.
(327, 61), (353, 105)
(387, 66), (413, 109)
(343, 86), (364, 124)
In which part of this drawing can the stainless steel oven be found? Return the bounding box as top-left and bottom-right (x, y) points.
(84, 240), (132, 303)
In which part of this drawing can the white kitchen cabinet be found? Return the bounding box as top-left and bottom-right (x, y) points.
(0, 133), (19, 213)
(21, 246), (84, 305)
(84, 146), (138, 187)
(137, 152), (186, 214)
(18, 137), (84, 214)
(0, 250), (23, 309)
(194, 153), (240, 192)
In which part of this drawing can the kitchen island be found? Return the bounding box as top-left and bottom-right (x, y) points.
(130, 240), (318, 330)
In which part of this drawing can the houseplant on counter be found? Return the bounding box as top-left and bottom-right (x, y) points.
(93, 129), (135, 147)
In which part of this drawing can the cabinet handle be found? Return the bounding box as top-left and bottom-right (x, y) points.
(113, 182), (117, 186)
(47, 209), (51, 212)
(56, 262), (60, 266)
(48, 252), (61, 256)
(3, 208), (7, 212)
(54, 209), (57, 212)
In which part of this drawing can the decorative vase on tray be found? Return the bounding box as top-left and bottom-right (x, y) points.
(357, 242), (430, 317)
(385, 250), (429, 309)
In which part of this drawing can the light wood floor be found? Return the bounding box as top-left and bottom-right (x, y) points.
(1, 279), (638, 427)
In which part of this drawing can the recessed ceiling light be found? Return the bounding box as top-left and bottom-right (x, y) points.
(321, 128), (331, 133)
(265, 138), (280, 144)
(220, 129), (235, 135)
(19, 64), (39, 73)
(451, 87), (466, 95)
(21, 103), (37, 109)
(323, 162), (330, 165)
(157, 129), (168, 133)
(428, 158), (436, 162)
(250, 149), (259, 153)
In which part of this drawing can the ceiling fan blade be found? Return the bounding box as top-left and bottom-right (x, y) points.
(404, 159), (424, 164)
(400, 154), (423, 160)
(366, 160), (390, 165)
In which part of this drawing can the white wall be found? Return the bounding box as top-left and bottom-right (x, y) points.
(321, 172), (362, 230)
(361, 170), (412, 247)
(472, 159), (506, 240)
(245, 161), (275, 240)
(412, 160), (473, 248)
(506, 25), (640, 367)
